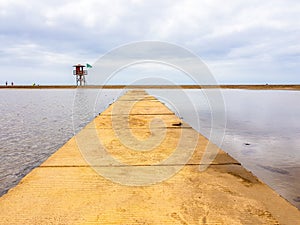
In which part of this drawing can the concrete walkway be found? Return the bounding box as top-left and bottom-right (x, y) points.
(0, 90), (299, 224)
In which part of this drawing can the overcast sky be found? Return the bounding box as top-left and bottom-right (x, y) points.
(0, 0), (299, 85)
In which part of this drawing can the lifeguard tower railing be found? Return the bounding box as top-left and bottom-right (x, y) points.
(73, 70), (87, 75)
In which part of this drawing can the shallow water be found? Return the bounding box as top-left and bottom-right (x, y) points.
(0, 89), (124, 196)
(148, 89), (300, 209)
(220, 90), (300, 209)
(0, 88), (299, 209)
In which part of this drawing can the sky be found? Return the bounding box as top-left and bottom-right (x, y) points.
(0, 0), (299, 85)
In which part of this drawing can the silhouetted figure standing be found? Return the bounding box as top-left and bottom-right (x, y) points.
(5, 81), (8, 86)
(11, 82), (14, 86)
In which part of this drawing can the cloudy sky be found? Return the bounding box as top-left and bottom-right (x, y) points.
(0, 0), (299, 85)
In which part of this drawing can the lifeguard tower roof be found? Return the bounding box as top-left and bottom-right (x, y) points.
(73, 64), (86, 67)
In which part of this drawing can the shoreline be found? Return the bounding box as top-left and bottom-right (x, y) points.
(1, 84), (300, 90)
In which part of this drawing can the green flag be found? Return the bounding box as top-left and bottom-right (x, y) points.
(86, 63), (92, 68)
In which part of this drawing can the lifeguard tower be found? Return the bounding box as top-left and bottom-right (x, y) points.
(73, 64), (87, 86)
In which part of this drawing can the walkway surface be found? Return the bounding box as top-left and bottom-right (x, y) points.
(0, 90), (299, 225)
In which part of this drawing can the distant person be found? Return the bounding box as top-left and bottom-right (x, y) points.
(5, 81), (8, 86)
(11, 82), (14, 86)
(33, 83), (36, 86)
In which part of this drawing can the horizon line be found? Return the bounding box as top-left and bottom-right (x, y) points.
(0, 84), (300, 90)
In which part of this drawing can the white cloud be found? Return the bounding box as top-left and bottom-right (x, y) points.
(0, 0), (299, 84)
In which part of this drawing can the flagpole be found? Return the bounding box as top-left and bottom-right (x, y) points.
(86, 63), (92, 85)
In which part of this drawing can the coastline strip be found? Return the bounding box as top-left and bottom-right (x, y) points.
(0, 84), (300, 90)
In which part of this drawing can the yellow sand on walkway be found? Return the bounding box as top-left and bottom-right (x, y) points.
(0, 90), (299, 224)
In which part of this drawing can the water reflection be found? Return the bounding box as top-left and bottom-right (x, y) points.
(148, 89), (300, 209)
